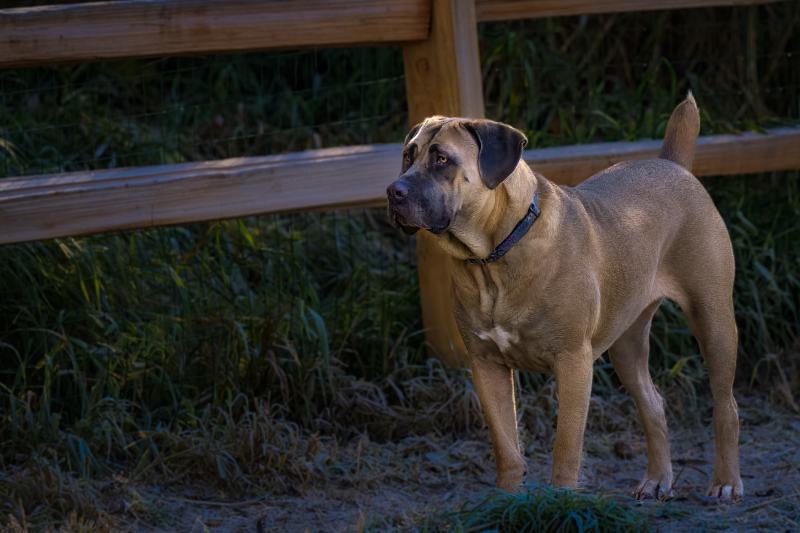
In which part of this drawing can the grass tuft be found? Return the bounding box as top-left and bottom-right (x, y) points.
(430, 486), (648, 533)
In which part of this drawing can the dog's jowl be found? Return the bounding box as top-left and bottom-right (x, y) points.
(387, 94), (743, 502)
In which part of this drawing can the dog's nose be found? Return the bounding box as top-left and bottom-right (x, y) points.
(387, 181), (409, 202)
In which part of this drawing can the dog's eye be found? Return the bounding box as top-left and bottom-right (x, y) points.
(403, 153), (412, 166)
(436, 154), (448, 165)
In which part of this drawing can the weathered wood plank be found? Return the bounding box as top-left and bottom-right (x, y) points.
(2, 128), (798, 246)
(0, 0), (430, 68)
(0, 145), (399, 244)
(476, 0), (781, 22)
(528, 127), (800, 186)
(402, 0), (484, 367)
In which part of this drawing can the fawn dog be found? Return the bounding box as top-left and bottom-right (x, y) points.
(387, 95), (742, 501)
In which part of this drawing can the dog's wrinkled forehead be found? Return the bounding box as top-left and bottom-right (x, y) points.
(404, 116), (474, 152)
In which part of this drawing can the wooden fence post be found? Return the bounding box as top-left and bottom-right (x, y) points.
(401, 0), (484, 366)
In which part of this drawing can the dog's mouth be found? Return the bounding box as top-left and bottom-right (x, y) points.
(392, 213), (420, 235)
(428, 219), (450, 234)
(388, 200), (450, 236)
(391, 213), (450, 235)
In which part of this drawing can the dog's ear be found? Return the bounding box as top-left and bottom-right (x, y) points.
(463, 120), (527, 189)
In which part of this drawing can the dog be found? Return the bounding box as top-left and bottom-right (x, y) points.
(387, 94), (742, 501)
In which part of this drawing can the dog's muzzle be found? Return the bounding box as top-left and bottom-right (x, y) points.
(387, 180), (420, 234)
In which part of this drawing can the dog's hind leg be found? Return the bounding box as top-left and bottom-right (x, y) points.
(609, 301), (674, 500)
(682, 294), (743, 501)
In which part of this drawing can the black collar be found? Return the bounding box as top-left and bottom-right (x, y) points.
(466, 191), (540, 265)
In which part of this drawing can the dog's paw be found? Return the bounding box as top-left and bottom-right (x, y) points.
(707, 482), (744, 503)
(496, 462), (527, 492)
(634, 477), (674, 501)
(496, 471), (526, 493)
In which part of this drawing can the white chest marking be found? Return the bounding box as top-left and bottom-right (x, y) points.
(476, 325), (519, 353)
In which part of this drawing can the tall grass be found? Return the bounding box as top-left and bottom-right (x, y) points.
(481, 4), (800, 143)
(0, 2), (799, 528)
(0, 48), (406, 177)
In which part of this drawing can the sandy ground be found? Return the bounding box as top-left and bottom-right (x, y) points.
(115, 397), (799, 532)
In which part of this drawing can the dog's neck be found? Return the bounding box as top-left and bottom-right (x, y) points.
(437, 162), (539, 262)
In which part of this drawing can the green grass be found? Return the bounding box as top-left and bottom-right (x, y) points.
(428, 486), (648, 533)
(0, 48), (407, 177)
(1, 3), (799, 530)
(481, 4), (800, 144)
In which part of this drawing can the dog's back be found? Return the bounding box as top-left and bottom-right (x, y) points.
(573, 93), (720, 259)
(576, 92), (703, 207)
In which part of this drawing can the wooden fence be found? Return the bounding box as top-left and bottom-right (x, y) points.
(0, 0), (797, 366)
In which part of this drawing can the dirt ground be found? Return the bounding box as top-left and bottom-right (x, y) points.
(111, 396), (799, 532)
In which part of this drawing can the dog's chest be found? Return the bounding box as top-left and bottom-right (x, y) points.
(454, 269), (563, 372)
(475, 324), (518, 352)
(468, 315), (555, 371)
(456, 281), (557, 372)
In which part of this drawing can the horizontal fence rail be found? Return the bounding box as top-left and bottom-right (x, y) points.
(2, 127), (798, 245)
(531, 127), (800, 186)
(475, 0), (781, 21)
(0, 145), (399, 244)
(0, 0), (780, 68)
(0, 0), (431, 68)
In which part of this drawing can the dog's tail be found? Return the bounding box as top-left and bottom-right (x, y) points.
(659, 92), (700, 170)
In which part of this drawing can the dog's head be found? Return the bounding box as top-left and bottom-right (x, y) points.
(387, 116), (527, 235)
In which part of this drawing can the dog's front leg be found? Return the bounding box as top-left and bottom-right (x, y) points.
(551, 351), (594, 488)
(471, 357), (526, 491)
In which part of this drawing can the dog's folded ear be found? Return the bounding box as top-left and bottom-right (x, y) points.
(463, 120), (527, 189)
